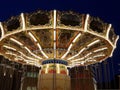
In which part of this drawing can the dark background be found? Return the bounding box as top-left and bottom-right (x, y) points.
(0, 0), (120, 83)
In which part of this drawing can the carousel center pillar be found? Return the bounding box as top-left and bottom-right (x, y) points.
(38, 59), (71, 90)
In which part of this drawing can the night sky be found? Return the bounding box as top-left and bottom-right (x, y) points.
(0, 0), (120, 76)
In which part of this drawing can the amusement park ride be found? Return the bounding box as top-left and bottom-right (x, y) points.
(0, 10), (119, 90)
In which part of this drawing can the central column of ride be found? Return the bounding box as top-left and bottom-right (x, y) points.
(38, 59), (71, 90)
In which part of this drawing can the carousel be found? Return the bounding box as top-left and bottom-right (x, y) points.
(0, 10), (119, 90)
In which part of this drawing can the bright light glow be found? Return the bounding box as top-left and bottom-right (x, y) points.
(54, 42), (56, 58)
(6, 51), (39, 61)
(93, 54), (105, 58)
(6, 52), (18, 57)
(53, 30), (56, 58)
(53, 10), (56, 29)
(65, 66), (69, 75)
(10, 38), (23, 46)
(73, 62), (83, 64)
(54, 42), (56, 50)
(93, 47), (108, 52)
(21, 13), (26, 29)
(67, 48), (86, 60)
(73, 61), (85, 65)
(41, 50), (48, 58)
(54, 30), (56, 41)
(53, 10), (57, 58)
(27, 61), (40, 67)
(24, 47), (42, 59)
(53, 31), (56, 58)
(87, 39), (100, 47)
(15, 57), (24, 61)
(35, 41), (48, 58)
(78, 48), (86, 55)
(84, 14), (89, 32)
(114, 36), (119, 48)
(35, 63), (41, 68)
(24, 47), (31, 53)
(5, 52), (39, 63)
(110, 48), (114, 57)
(25, 59), (34, 62)
(28, 32), (37, 42)
(54, 50), (56, 58)
(37, 43), (42, 50)
(85, 52), (92, 57)
(84, 57), (93, 61)
(87, 59), (96, 62)
(26, 60), (36, 65)
(45, 64), (49, 74)
(73, 33), (81, 43)
(81, 61), (85, 65)
(71, 53), (104, 63)
(61, 44), (73, 59)
(71, 52), (92, 62)
(110, 36), (119, 57)
(106, 24), (112, 39)
(0, 22), (4, 37)
(4, 72), (6, 76)
(3, 45), (16, 51)
(61, 33), (81, 59)
(87, 30), (114, 48)
(57, 64), (60, 74)
(61, 51), (69, 59)
(18, 51), (39, 61)
(71, 57), (84, 62)
(68, 44), (73, 51)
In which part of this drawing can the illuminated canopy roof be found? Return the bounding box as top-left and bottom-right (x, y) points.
(0, 10), (119, 67)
